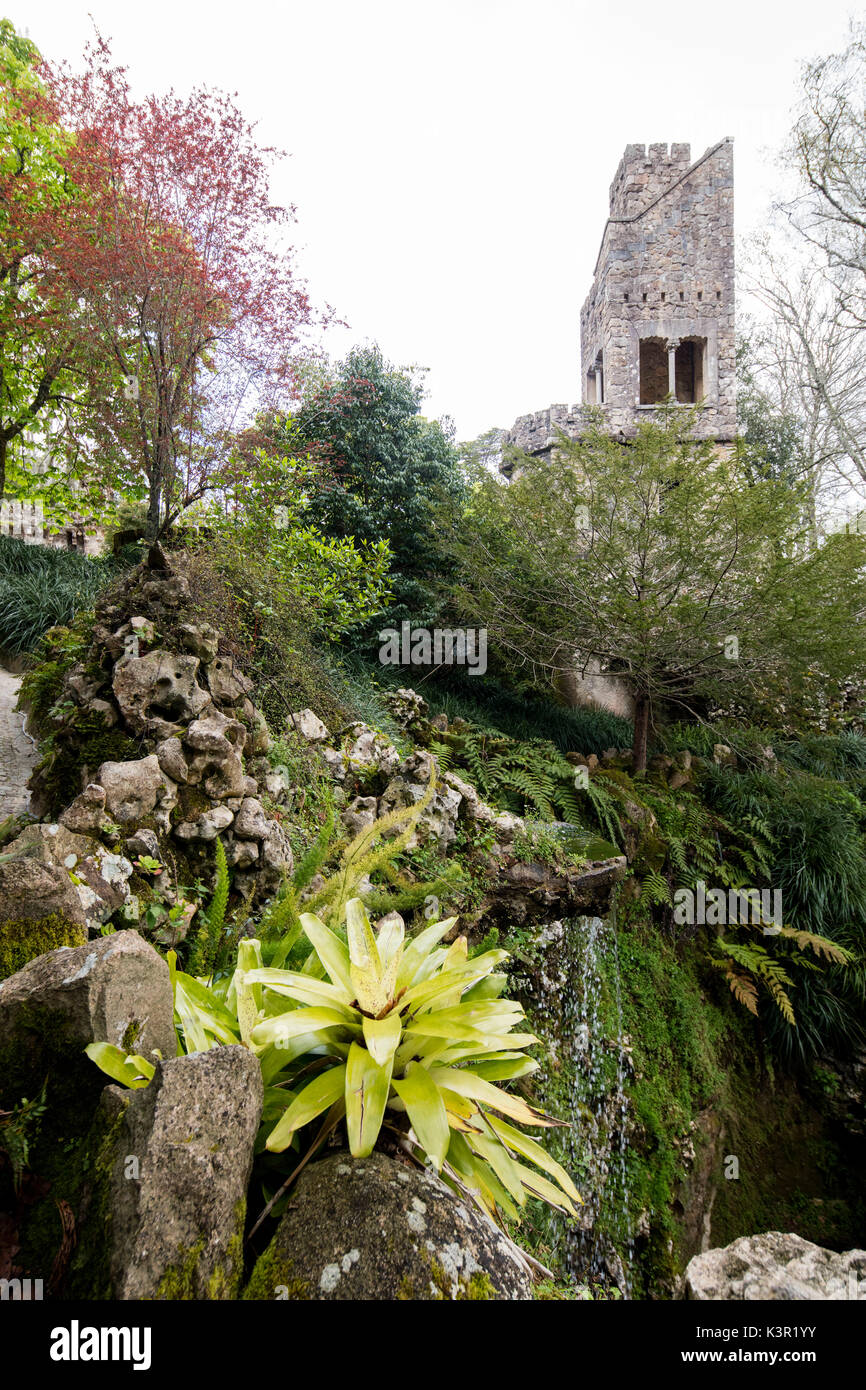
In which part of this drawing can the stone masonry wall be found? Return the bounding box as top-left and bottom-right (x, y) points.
(500, 139), (736, 462)
(580, 139), (736, 439)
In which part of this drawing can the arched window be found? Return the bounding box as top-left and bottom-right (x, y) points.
(639, 338), (668, 403)
(675, 338), (706, 403)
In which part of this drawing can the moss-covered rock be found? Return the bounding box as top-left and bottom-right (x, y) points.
(243, 1151), (533, 1301)
(85, 1049), (261, 1300)
(0, 912), (87, 981)
(0, 855), (89, 980)
(516, 905), (866, 1298)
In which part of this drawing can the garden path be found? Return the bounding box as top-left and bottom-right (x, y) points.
(0, 667), (36, 820)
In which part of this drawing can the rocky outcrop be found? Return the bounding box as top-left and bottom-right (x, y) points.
(5, 823), (134, 933)
(476, 856), (628, 932)
(243, 1151), (533, 1301)
(286, 693), (627, 923)
(92, 1047), (262, 1299)
(112, 650), (210, 737)
(20, 547), (294, 919)
(684, 1232), (866, 1300)
(98, 754), (177, 831)
(0, 930), (176, 1113)
(289, 708), (465, 850)
(0, 855), (87, 978)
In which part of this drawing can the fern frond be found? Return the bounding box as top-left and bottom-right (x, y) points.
(187, 837), (231, 977)
(713, 963), (759, 1016)
(716, 937), (796, 1024)
(292, 805), (336, 895)
(778, 927), (854, 965)
(639, 871), (671, 908)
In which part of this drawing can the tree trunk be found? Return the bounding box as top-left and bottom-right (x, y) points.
(632, 693), (650, 772)
(146, 474), (161, 543)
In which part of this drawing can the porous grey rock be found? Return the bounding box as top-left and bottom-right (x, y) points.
(243, 1151), (533, 1301)
(319, 747), (347, 782)
(181, 711), (246, 801)
(112, 616), (157, 655)
(384, 687), (433, 738)
(9, 821), (96, 867)
(0, 930), (176, 1109)
(88, 697), (118, 727)
(112, 648), (203, 727)
(178, 621), (220, 663)
(124, 827), (161, 861)
(174, 804), (235, 842)
(206, 655), (253, 707)
(379, 751), (462, 848)
(140, 573), (191, 609)
(73, 850), (135, 931)
(98, 753), (177, 831)
(261, 823), (293, 874)
(443, 769), (524, 846)
(0, 856), (87, 937)
(5, 822), (134, 932)
(288, 709), (329, 743)
(59, 782), (108, 836)
(112, 649), (210, 734)
(66, 666), (105, 705)
(183, 708), (246, 755)
(244, 707), (271, 756)
(343, 724), (401, 777)
(341, 795), (378, 837)
(94, 1046), (262, 1300)
(262, 767), (293, 804)
(226, 838), (259, 869)
(684, 1232), (866, 1300)
(156, 736), (190, 784)
(233, 797), (270, 842)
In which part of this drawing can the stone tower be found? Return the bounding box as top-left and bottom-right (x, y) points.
(580, 139), (735, 439)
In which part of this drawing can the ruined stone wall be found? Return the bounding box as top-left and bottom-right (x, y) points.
(503, 404), (583, 468)
(580, 139), (736, 439)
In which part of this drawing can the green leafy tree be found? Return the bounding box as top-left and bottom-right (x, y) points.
(261, 345), (463, 638)
(448, 409), (866, 770)
(202, 444), (393, 643)
(0, 20), (80, 500)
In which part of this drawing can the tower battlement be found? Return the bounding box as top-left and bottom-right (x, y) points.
(608, 142), (693, 218)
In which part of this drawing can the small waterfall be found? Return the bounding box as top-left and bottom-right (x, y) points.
(522, 909), (634, 1295)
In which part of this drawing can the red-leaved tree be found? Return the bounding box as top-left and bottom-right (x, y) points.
(43, 34), (321, 537)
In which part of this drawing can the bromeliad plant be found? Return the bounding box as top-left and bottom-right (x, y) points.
(86, 897), (580, 1224)
(246, 899), (581, 1222)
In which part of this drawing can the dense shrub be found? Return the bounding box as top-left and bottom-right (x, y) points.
(0, 536), (122, 654)
(702, 764), (866, 1061)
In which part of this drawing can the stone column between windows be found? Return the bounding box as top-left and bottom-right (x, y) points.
(667, 339), (679, 399)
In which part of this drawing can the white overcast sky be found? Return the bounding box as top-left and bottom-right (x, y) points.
(9, 0), (864, 440)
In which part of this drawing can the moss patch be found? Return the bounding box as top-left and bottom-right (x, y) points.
(33, 712), (142, 818)
(242, 1244), (312, 1301)
(0, 914), (87, 981)
(0, 1002), (128, 1293)
(151, 1198), (246, 1300)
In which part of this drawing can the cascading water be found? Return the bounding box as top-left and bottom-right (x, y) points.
(521, 907), (635, 1295)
